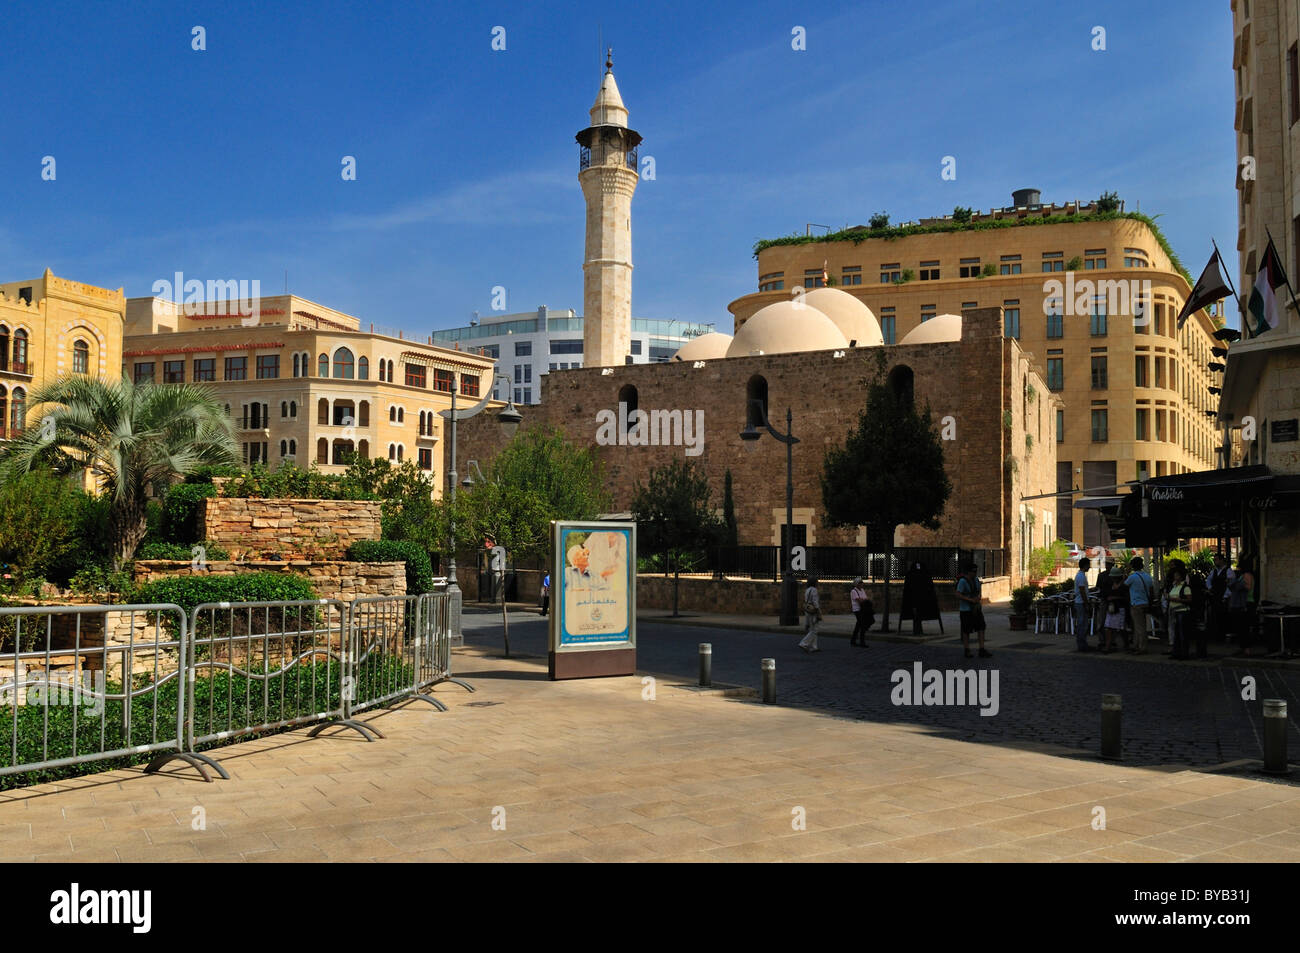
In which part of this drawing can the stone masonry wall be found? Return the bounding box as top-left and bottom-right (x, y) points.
(201, 498), (382, 559)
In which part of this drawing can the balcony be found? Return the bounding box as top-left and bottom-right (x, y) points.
(0, 361), (35, 380)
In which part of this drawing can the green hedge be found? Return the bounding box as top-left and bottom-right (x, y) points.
(133, 571), (317, 616)
(347, 540), (434, 595)
(161, 483), (216, 545)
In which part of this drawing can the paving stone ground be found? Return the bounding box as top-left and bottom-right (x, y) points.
(0, 609), (1297, 863)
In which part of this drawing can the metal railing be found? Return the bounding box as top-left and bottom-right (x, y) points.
(0, 592), (464, 787)
(703, 546), (1008, 582)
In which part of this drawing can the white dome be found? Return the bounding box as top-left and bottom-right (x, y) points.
(899, 313), (962, 345)
(801, 288), (884, 347)
(726, 300), (848, 358)
(672, 332), (734, 361)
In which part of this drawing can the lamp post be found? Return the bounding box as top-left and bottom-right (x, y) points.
(740, 399), (800, 626)
(441, 372), (521, 644)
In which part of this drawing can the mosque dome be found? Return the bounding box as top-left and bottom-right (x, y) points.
(672, 331), (734, 361)
(725, 300), (848, 358)
(801, 288), (884, 347)
(899, 313), (962, 345)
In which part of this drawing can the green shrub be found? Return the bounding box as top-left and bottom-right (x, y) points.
(161, 483), (216, 545)
(68, 565), (135, 600)
(133, 571), (316, 617)
(136, 540), (231, 561)
(220, 463), (373, 501)
(1162, 548), (1193, 574)
(347, 540), (434, 595)
(0, 470), (98, 585)
(1010, 585), (1039, 615)
(1191, 547), (1216, 575)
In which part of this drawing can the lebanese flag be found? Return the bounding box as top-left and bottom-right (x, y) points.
(1247, 239), (1286, 336)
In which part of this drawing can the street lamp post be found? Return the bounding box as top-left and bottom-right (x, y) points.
(740, 400), (800, 626)
(440, 372), (521, 644)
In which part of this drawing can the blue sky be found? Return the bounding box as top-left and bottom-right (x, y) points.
(1, 0), (1241, 333)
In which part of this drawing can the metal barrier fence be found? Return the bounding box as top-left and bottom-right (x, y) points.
(0, 593), (466, 787)
(188, 599), (357, 759)
(0, 604), (203, 780)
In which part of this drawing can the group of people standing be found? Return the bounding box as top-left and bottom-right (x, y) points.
(1073, 552), (1259, 658)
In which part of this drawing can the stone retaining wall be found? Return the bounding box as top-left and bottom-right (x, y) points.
(200, 498), (382, 559)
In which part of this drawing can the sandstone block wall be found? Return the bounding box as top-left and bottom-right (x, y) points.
(200, 498), (382, 559)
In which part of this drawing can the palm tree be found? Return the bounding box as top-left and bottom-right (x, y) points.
(1, 376), (238, 567)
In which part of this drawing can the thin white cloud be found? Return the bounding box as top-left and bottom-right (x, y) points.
(331, 169), (573, 231)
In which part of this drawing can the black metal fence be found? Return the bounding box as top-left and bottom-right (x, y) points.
(705, 546), (1007, 582)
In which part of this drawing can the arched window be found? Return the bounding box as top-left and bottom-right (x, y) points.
(280, 439), (288, 456)
(397, 444), (404, 462)
(332, 439), (355, 465)
(746, 375), (769, 429)
(0, 326), (9, 371)
(333, 347), (355, 379)
(318, 353), (329, 377)
(316, 438), (328, 464)
(290, 400), (297, 418)
(292, 353), (300, 377)
(357, 440), (369, 459)
(397, 407), (404, 423)
(73, 339), (89, 375)
(333, 400), (355, 427)
(887, 365), (915, 409)
(358, 356), (369, 380)
(281, 401), (288, 419)
(388, 443), (396, 461)
(289, 439), (297, 456)
(358, 401), (369, 427)
(10, 387), (25, 435)
(617, 384), (638, 434)
(389, 405), (397, 422)
(224, 403), (231, 417)
(387, 359), (395, 381)
(318, 398), (329, 425)
(418, 411), (426, 435)
(0, 385), (8, 437)
(13, 330), (28, 373)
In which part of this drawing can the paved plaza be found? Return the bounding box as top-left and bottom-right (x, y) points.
(0, 607), (1295, 862)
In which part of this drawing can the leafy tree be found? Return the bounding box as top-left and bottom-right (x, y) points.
(722, 469), (739, 550)
(868, 211), (891, 230)
(631, 460), (724, 617)
(0, 469), (91, 584)
(0, 377), (238, 568)
(490, 425), (611, 523)
(952, 205), (974, 224)
(1096, 191), (1121, 213)
(821, 353), (952, 630)
(457, 479), (550, 657)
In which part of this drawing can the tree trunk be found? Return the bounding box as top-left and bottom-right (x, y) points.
(111, 496), (149, 572)
(879, 538), (894, 632)
(672, 554), (680, 617)
(499, 569), (510, 657)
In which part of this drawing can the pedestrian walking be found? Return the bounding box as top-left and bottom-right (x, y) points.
(1206, 553), (1234, 645)
(1124, 556), (1156, 655)
(1099, 558), (1130, 651)
(1073, 556), (1093, 652)
(798, 577), (822, 653)
(956, 562), (991, 659)
(1102, 593), (1126, 654)
(540, 572), (551, 617)
(1228, 557), (1260, 656)
(849, 576), (872, 647)
(1165, 563), (1193, 660)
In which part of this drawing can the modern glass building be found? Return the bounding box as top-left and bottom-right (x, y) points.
(431, 306), (714, 404)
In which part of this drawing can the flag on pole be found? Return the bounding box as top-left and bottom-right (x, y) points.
(1176, 249), (1233, 329)
(1247, 239), (1286, 336)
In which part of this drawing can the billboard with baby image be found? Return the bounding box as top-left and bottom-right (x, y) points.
(553, 523), (635, 647)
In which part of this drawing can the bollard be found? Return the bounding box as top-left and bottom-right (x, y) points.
(698, 643), (712, 687)
(1263, 699), (1289, 774)
(1100, 693), (1122, 760)
(761, 658), (776, 704)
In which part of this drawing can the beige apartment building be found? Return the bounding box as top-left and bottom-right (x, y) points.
(124, 295), (498, 494)
(0, 269), (126, 437)
(1219, 0), (1300, 602)
(728, 194), (1223, 546)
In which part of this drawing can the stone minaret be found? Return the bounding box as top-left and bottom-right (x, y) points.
(577, 50), (641, 367)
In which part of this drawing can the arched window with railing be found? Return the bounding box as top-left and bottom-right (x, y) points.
(13, 330), (28, 374)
